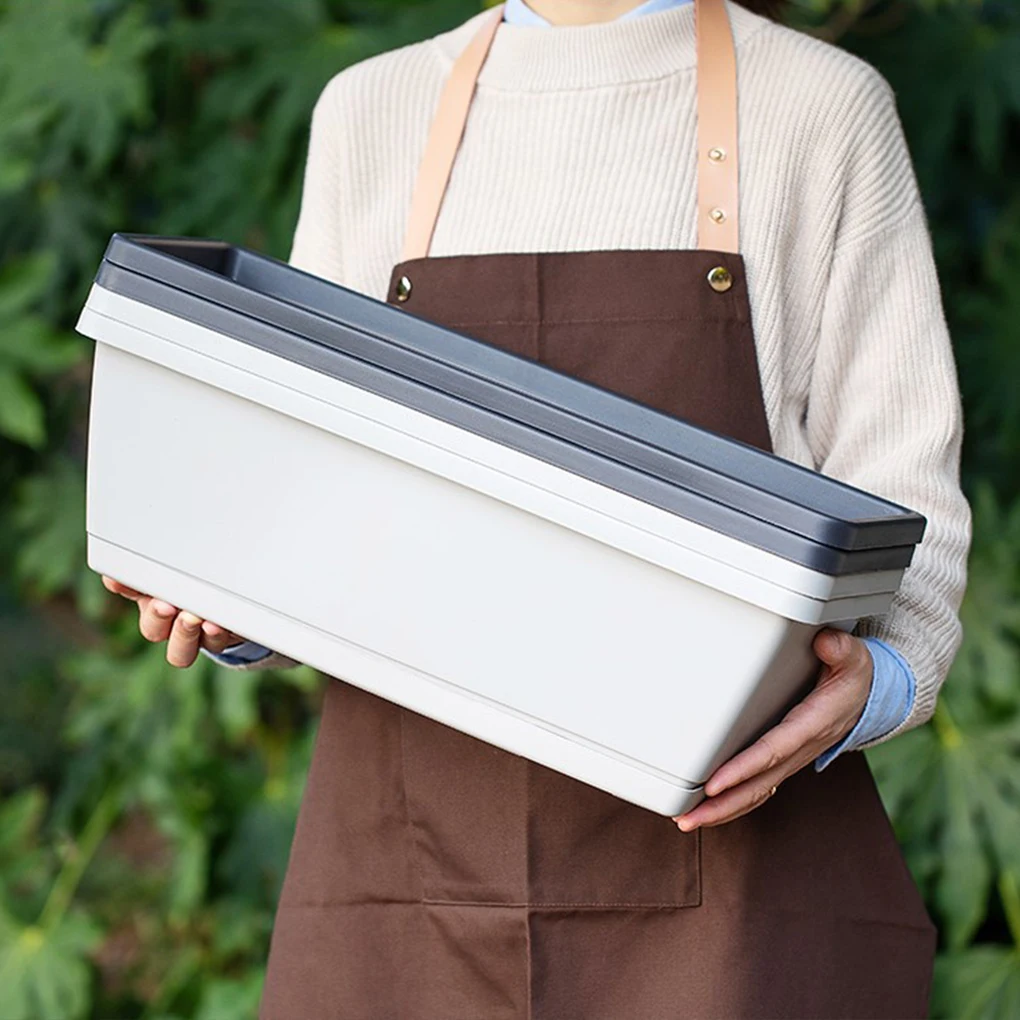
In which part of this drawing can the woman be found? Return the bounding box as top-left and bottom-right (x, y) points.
(104, 0), (971, 1015)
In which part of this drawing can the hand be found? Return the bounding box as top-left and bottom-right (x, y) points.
(101, 575), (247, 668)
(673, 628), (874, 832)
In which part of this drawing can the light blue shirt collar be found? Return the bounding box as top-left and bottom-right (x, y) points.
(503, 0), (693, 28)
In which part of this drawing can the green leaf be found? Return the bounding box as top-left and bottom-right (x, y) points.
(949, 487), (1020, 712)
(0, 251), (56, 322)
(871, 696), (1020, 944)
(0, 910), (101, 1020)
(0, 319), (82, 374)
(219, 793), (297, 905)
(933, 946), (1020, 1020)
(214, 669), (261, 743)
(0, 368), (45, 447)
(0, 789), (46, 863)
(938, 741), (993, 949)
(870, 724), (939, 822)
(0, 0), (158, 172)
(0, 153), (32, 194)
(11, 458), (86, 594)
(207, 899), (270, 957)
(168, 827), (209, 920)
(194, 972), (265, 1020)
(219, 737), (310, 905)
(74, 568), (109, 625)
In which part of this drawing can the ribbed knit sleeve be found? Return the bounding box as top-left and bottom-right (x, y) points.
(805, 79), (971, 741)
(288, 77), (346, 282)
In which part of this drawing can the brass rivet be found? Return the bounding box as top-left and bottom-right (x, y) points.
(395, 275), (412, 302)
(708, 147), (726, 162)
(710, 207), (727, 224)
(707, 266), (733, 293)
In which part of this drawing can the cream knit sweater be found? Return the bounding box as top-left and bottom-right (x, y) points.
(220, 1), (971, 748)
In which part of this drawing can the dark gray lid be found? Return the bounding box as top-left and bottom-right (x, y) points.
(94, 234), (927, 575)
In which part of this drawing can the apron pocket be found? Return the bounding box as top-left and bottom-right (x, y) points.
(399, 706), (701, 908)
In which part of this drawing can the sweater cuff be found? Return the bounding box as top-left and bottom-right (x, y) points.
(814, 638), (916, 771)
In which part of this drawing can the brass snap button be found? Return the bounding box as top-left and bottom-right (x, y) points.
(708, 147), (726, 162)
(395, 275), (412, 302)
(709, 207), (727, 224)
(707, 266), (733, 293)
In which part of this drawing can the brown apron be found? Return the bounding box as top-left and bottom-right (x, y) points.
(260, 3), (936, 1016)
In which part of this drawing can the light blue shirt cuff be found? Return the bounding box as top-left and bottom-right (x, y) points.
(814, 638), (916, 771)
(200, 640), (275, 666)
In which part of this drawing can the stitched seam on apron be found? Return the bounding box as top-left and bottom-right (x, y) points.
(525, 910), (534, 1020)
(420, 898), (699, 910)
(396, 708), (428, 903)
(272, 899), (694, 909)
(695, 827), (704, 908)
(270, 902), (935, 929)
(707, 907), (939, 934)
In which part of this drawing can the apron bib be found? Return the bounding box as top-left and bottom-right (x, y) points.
(261, 3), (936, 1016)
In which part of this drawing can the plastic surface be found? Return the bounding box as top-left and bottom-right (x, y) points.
(77, 265), (922, 814)
(95, 234), (927, 572)
(80, 286), (906, 615)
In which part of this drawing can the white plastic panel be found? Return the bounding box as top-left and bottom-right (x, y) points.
(84, 337), (888, 806)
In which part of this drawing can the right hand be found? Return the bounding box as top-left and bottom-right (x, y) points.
(101, 576), (247, 668)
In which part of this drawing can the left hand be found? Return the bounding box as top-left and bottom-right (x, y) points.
(673, 628), (874, 832)
(102, 576), (248, 667)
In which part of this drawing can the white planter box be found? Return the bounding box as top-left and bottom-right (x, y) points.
(77, 236), (925, 816)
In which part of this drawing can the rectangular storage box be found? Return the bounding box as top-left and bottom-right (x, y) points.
(77, 235), (926, 816)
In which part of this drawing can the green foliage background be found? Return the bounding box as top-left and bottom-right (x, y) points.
(0, 0), (1017, 1016)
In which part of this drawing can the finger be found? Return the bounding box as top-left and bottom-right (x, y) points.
(150, 598), (178, 618)
(703, 693), (830, 797)
(166, 612), (204, 668)
(201, 620), (245, 645)
(202, 620), (230, 640)
(677, 772), (787, 831)
(813, 628), (861, 669)
(138, 596), (178, 643)
(676, 746), (821, 831)
(102, 576), (145, 601)
(201, 622), (246, 654)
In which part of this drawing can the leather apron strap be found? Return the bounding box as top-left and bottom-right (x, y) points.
(400, 0), (740, 262)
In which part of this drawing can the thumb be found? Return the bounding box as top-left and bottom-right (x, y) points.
(813, 628), (854, 668)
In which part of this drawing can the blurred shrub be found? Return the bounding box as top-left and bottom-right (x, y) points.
(0, 1), (1017, 1016)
